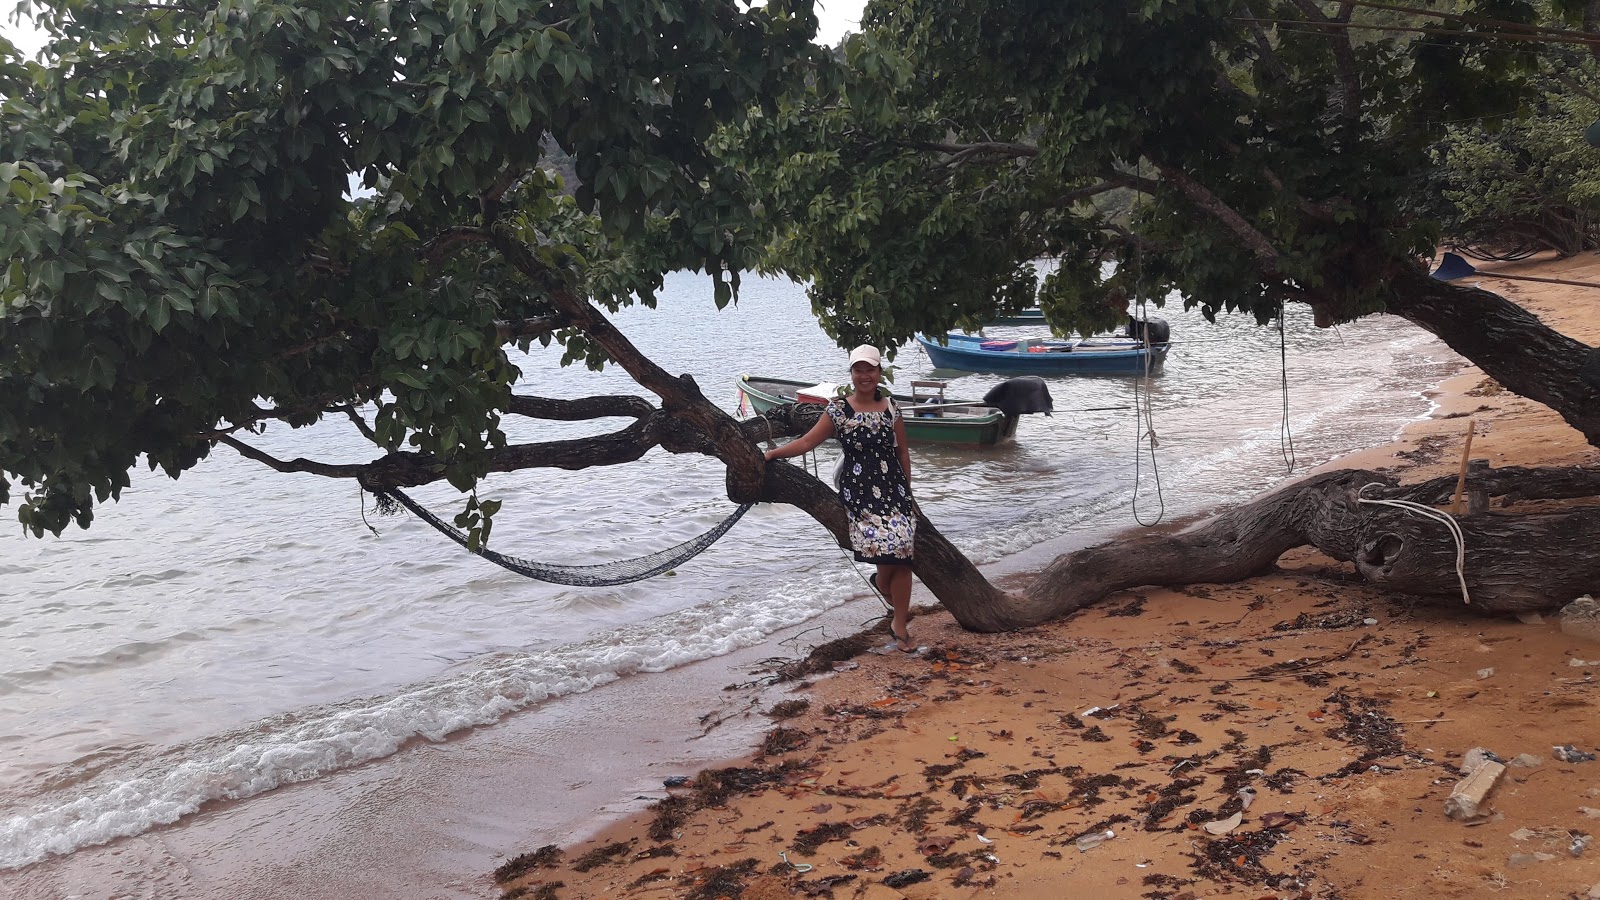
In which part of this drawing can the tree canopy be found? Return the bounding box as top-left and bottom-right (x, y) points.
(1429, 50), (1600, 259)
(744, 0), (1600, 444)
(1, 0), (819, 537)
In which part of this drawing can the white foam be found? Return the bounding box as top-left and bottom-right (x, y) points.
(0, 557), (855, 870)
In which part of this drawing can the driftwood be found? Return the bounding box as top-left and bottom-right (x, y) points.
(1022, 466), (1600, 621)
(755, 397), (1597, 630)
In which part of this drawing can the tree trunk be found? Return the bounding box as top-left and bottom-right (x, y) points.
(1387, 267), (1600, 447)
(1026, 467), (1600, 616)
(759, 445), (1022, 633)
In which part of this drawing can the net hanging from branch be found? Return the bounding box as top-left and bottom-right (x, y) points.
(374, 488), (755, 586)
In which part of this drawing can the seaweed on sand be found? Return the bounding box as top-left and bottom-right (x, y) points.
(494, 844), (562, 882)
(792, 821), (855, 856)
(570, 840), (633, 873)
(678, 858), (761, 900)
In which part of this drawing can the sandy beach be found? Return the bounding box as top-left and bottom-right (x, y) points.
(498, 255), (1600, 900)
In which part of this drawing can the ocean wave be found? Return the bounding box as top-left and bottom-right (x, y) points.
(0, 550), (856, 870)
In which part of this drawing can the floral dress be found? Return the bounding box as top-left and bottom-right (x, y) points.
(826, 396), (916, 565)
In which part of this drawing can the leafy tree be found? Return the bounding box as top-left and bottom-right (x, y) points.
(746, 0), (1600, 443)
(1, 0), (1016, 631)
(1430, 53), (1600, 258)
(6, 0), (1600, 634)
(731, 0), (1600, 623)
(0, 0), (821, 544)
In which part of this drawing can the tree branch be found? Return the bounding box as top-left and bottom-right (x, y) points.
(1290, 0), (1361, 121)
(505, 393), (657, 421)
(900, 139), (1041, 169)
(495, 315), (565, 343)
(1048, 180), (1129, 208)
(487, 228), (768, 501)
(424, 226), (492, 263)
(1154, 163), (1282, 261)
(338, 405), (379, 442)
(214, 434), (370, 478)
(481, 167), (527, 223)
(1240, 15), (1291, 82)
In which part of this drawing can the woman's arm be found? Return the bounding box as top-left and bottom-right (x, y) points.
(764, 414), (835, 461)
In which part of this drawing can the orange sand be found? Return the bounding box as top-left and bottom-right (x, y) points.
(499, 255), (1600, 900)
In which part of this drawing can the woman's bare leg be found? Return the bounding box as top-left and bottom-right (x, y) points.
(877, 563), (914, 645)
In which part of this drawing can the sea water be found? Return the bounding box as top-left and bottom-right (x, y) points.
(0, 271), (1459, 894)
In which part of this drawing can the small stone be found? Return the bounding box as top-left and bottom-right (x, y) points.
(1581, 807), (1600, 819)
(1477, 667), (1496, 679)
(1561, 596), (1600, 640)
(1509, 827), (1537, 841)
(1362, 617), (1378, 626)
(1508, 853), (1539, 868)
(1555, 745), (1598, 764)
(1571, 658), (1595, 668)
(1573, 834), (1593, 857)
(1461, 747), (1502, 775)
(1508, 754), (1543, 768)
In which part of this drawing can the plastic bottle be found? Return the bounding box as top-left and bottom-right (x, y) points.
(1075, 829), (1115, 852)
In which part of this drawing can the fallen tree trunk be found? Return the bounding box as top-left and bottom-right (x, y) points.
(1029, 467), (1600, 617)
(755, 399), (1599, 626)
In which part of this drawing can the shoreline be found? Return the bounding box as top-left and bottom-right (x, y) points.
(503, 254), (1600, 899)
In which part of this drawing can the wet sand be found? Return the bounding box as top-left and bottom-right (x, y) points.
(502, 255), (1600, 900)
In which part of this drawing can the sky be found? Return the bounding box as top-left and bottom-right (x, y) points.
(2, 0), (866, 59)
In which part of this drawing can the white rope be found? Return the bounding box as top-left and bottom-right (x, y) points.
(1356, 483), (1471, 605)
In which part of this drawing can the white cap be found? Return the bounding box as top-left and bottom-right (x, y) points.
(848, 344), (882, 368)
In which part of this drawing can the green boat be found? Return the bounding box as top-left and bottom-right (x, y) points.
(736, 375), (1021, 447)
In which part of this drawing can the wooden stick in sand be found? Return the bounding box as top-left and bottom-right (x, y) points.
(1450, 418), (1476, 515)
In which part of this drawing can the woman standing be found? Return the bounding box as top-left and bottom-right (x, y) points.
(764, 345), (920, 652)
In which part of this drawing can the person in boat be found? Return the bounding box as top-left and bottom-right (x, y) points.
(763, 345), (920, 653)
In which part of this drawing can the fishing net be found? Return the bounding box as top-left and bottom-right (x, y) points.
(374, 488), (755, 586)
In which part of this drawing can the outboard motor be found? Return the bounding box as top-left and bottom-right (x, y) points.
(982, 376), (1054, 419)
(1126, 315), (1171, 345)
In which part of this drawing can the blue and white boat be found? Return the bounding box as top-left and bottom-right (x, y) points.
(917, 318), (1171, 376)
(984, 309), (1048, 327)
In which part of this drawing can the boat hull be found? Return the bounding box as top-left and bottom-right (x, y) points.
(917, 333), (1167, 376)
(737, 376), (1019, 447)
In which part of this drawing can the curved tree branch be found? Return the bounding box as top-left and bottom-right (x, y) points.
(495, 315), (565, 343)
(424, 226), (493, 263)
(214, 434), (370, 478)
(1154, 163), (1282, 262)
(506, 393), (657, 421)
(218, 399), (814, 490)
(488, 229), (768, 501)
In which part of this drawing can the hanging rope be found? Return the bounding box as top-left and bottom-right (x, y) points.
(1278, 300), (1298, 473)
(1129, 211), (1165, 527)
(1356, 483), (1470, 605)
(374, 488), (754, 586)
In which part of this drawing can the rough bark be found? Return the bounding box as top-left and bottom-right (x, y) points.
(1387, 267), (1600, 447)
(1027, 467), (1600, 617)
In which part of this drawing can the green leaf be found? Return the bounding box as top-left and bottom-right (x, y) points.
(554, 50), (577, 85)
